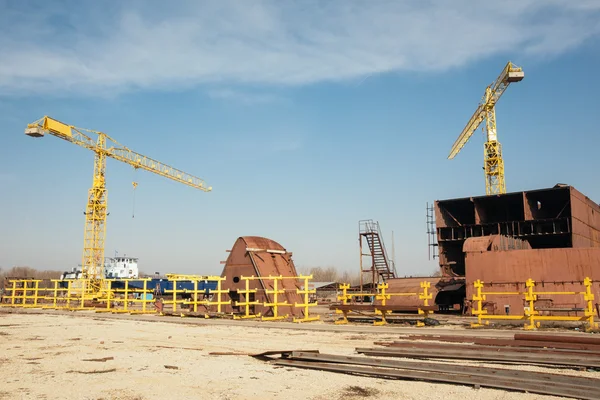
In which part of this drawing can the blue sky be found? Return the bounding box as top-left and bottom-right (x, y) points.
(1, 1), (600, 277)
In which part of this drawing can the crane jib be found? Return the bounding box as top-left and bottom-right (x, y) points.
(23, 114), (212, 295)
(447, 61), (524, 195)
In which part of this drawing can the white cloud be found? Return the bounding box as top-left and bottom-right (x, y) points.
(207, 88), (284, 105)
(0, 0), (598, 96)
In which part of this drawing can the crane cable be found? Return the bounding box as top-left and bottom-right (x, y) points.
(132, 167), (138, 219)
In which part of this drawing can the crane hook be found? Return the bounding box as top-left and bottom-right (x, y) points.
(132, 181), (138, 218)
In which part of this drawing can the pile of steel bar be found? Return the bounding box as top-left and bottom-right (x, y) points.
(390, 334), (600, 352)
(388, 332), (600, 352)
(367, 332), (600, 369)
(357, 346), (600, 368)
(256, 350), (600, 400)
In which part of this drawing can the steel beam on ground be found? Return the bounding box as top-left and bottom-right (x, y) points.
(289, 351), (600, 390)
(399, 335), (600, 352)
(514, 333), (600, 346)
(380, 340), (600, 357)
(272, 359), (598, 400)
(355, 347), (600, 368)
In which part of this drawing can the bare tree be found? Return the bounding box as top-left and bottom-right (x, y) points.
(296, 266), (361, 285)
(0, 266), (63, 280)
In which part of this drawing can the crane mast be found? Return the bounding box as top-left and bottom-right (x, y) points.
(448, 61), (524, 195)
(25, 116), (212, 294)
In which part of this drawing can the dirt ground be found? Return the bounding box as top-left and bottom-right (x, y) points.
(0, 310), (595, 400)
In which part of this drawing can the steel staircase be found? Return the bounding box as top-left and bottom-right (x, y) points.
(359, 219), (397, 281)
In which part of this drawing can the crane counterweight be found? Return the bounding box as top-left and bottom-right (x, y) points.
(24, 126), (44, 137)
(508, 71), (525, 82)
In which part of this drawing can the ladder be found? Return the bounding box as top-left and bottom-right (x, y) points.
(359, 220), (397, 281)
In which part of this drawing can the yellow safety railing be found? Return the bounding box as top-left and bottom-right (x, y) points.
(0, 279), (93, 310)
(261, 275), (289, 321)
(160, 275), (229, 316)
(234, 276), (262, 319)
(1, 274), (322, 323)
(1, 279), (40, 306)
(162, 277), (195, 314)
(334, 283), (377, 325)
(293, 275), (320, 323)
(42, 280), (70, 309)
(334, 281), (433, 326)
(183, 276), (230, 315)
(95, 279), (155, 314)
(471, 277), (599, 331)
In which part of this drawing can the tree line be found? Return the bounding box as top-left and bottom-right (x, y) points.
(0, 266), (63, 280)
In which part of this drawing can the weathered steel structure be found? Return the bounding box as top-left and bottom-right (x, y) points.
(434, 184), (600, 314)
(220, 236), (303, 317)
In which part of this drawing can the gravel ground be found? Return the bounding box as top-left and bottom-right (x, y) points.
(0, 310), (594, 400)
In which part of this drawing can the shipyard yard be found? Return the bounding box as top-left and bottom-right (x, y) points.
(2, 3), (600, 400)
(2, 309), (599, 400)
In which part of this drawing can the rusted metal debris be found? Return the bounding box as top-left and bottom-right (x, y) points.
(208, 351), (252, 356)
(82, 356), (114, 362)
(257, 350), (600, 400)
(67, 368), (117, 374)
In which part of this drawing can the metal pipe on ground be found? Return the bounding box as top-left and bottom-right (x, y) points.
(355, 347), (600, 369)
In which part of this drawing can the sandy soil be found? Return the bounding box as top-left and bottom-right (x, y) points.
(0, 310), (594, 400)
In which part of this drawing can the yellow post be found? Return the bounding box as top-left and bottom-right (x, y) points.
(20, 280), (29, 305)
(524, 278), (538, 330)
(49, 280), (59, 309)
(417, 281), (433, 327)
(336, 283), (350, 314)
(192, 279), (198, 313)
(262, 275), (289, 321)
(470, 279), (487, 327)
(19, 280), (29, 307)
(96, 280), (113, 312)
(335, 283), (351, 324)
(79, 280), (86, 310)
(207, 277), (231, 314)
(124, 280), (130, 313)
(583, 277), (598, 331)
(172, 279), (178, 313)
(33, 280), (40, 307)
(107, 280), (113, 311)
(10, 280), (17, 306)
(66, 280), (73, 309)
(142, 280), (148, 314)
(374, 282), (390, 326)
(293, 275), (320, 323)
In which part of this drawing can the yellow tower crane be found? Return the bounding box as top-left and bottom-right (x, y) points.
(25, 116), (212, 294)
(448, 61), (524, 195)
